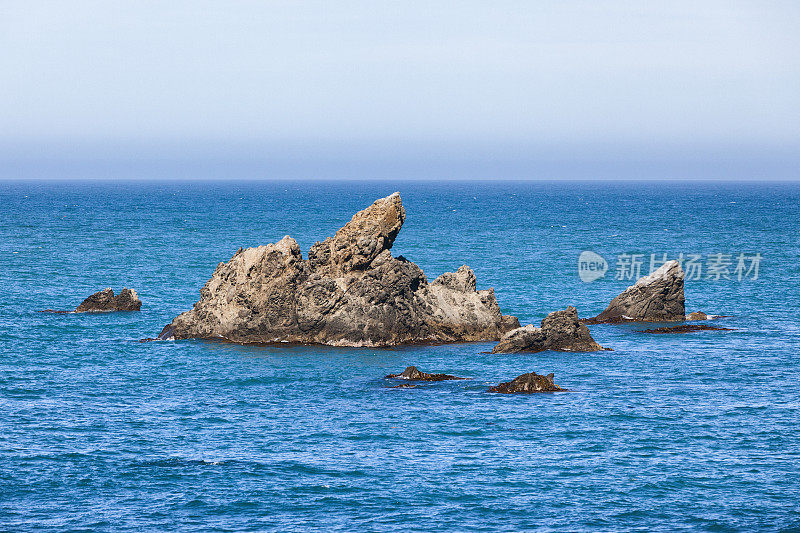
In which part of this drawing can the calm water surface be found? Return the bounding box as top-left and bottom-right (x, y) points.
(1, 180), (799, 531)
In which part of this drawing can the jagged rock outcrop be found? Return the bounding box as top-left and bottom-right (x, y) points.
(159, 193), (519, 346)
(491, 306), (605, 354)
(584, 260), (685, 323)
(384, 366), (464, 381)
(489, 372), (565, 393)
(72, 288), (141, 312)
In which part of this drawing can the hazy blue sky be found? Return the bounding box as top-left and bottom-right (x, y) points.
(1, 1), (798, 179)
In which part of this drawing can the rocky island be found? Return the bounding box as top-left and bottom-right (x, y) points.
(158, 193), (519, 346)
(584, 260), (686, 323)
(489, 372), (565, 393)
(42, 288), (142, 313)
(384, 366), (464, 381)
(492, 306), (605, 353)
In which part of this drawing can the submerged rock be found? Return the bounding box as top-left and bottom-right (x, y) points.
(491, 306), (605, 354)
(160, 193), (519, 346)
(73, 288), (141, 312)
(384, 366), (464, 381)
(637, 324), (734, 334)
(584, 261), (685, 323)
(489, 372), (565, 393)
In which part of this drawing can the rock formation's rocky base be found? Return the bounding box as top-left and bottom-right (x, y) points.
(492, 306), (605, 353)
(42, 288), (141, 313)
(160, 193), (518, 347)
(489, 372), (564, 393)
(637, 324), (734, 334)
(384, 366), (464, 381)
(584, 261), (685, 324)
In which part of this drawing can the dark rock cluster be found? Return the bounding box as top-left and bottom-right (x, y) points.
(41, 288), (141, 313)
(492, 306), (605, 354)
(384, 366), (464, 381)
(75, 288), (141, 313)
(488, 372), (565, 393)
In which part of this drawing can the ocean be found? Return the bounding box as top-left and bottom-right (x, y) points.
(1, 180), (798, 531)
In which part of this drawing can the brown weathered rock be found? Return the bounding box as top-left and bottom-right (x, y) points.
(491, 306), (605, 354)
(584, 261), (685, 323)
(685, 311), (709, 321)
(384, 366), (464, 381)
(161, 193), (519, 346)
(74, 288), (142, 312)
(489, 372), (565, 393)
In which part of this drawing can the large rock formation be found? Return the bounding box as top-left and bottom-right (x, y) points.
(74, 288), (141, 312)
(491, 306), (605, 354)
(489, 372), (565, 393)
(159, 193), (519, 346)
(584, 260), (685, 324)
(384, 366), (464, 381)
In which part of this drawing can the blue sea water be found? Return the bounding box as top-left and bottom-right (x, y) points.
(1, 180), (799, 532)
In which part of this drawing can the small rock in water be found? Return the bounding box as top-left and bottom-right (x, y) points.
(637, 324), (734, 334)
(492, 306), (606, 354)
(75, 288), (142, 313)
(41, 288), (142, 313)
(489, 372), (565, 393)
(384, 366), (464, 381)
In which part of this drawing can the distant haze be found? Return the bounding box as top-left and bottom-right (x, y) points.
(1, 1), (798, 179)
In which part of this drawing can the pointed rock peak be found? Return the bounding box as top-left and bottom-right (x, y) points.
(587, 260), (686, 323)
(400, 366), (421, 379)
(381, 191), (401, 204)
(120, 288), (137, 298)
(274, 235), (301, 256)
(308, 193), (406, 274)
(541, 305), (578, 326)
(432, 265), (477, 292)
(343, 192), (405, 246)
(634, 260), (684, 287)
